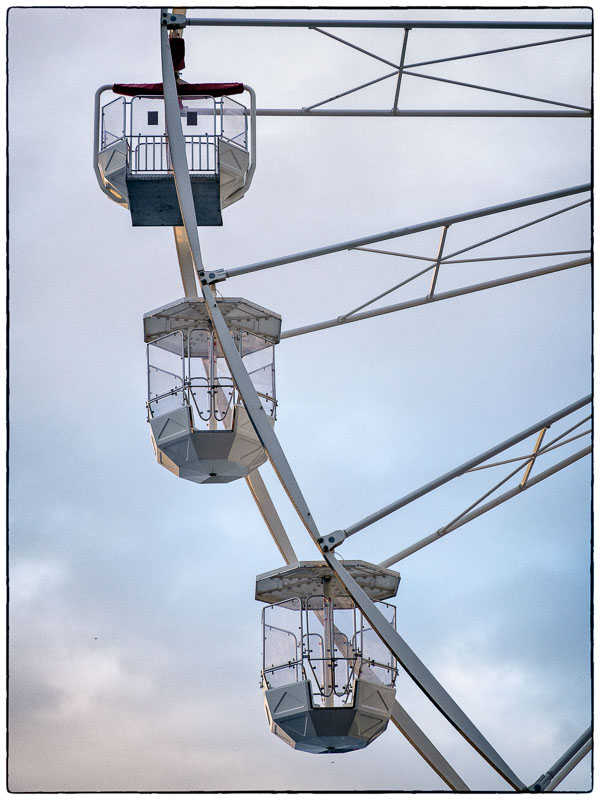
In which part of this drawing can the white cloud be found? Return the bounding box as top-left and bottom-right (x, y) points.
(10, 558), (66, 604)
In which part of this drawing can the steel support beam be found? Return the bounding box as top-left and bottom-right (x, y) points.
(172, 226), (199, 296)
(254, 109), (590, 117)
(161, 10), (323, 555)
(336, 395), (591, 542)
(226, 184), (590, 278)
(427, 225), (449, 299)
(390, 701), (470, 791)
(322, 550), (526, 790)
(185, 18), (591, 31)
(404, 33), (591, 71)
(530, 727), (592, 792)
(403, 69), (590, 112)
(246, 469), (298, 565)
(281, 257), (590, 339)
(544, 739), (591, 791)
(379, 445), (591, 567)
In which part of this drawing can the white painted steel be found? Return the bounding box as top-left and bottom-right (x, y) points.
(161, 9), (323, 551)
(403, 69), (590, 112)
(530, 726), (592, 791)
(379, 445), (591, 567)
(390, 701), (470, 791)
(342, 395), (591, 539)
(544, 740), (592, 791)
(160, 24), (205, 274)
(246, 469), (298, 565)
(185, 17), (591, 30)
(281, 256), (590, 339)
(404, 33), (591, 70)
(322, 550), (526, 790)
(172, 226), (199, 297)
(225, 185), (590, 278)
(255, 109), (590, 117)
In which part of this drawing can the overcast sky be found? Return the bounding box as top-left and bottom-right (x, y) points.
(7, 5), (592, 793)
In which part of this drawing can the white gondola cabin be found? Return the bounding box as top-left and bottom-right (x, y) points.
(144, 297), (279, 484)
(256, 562), (400, 754)
(94, 79), (255, 226)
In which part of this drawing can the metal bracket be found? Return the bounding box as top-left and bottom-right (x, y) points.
(199, 268), (227, 285)
(318, 529), (347, 551)
(162, 11), (187, 29)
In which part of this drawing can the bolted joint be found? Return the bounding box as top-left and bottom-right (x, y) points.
(162, 11), (187, 29)
(198, 268), (227, 286)
(528, 774), (551, 793)
(318, 529), (347, 552)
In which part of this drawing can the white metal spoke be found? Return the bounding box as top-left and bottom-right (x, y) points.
(246, 469), (298, 565)
(312, 26), (400, 69)
(334, 395), (590, 543)
(185, 17), (591, 31)
(281, 257), (589, 339)
(420, 199), (591, 266)
(172, 226), (198, 297)
(426, 225), (449, 300)
(544, 740), (592, 791)
(390, 701), (470, 791)
(329, 202), (590, 324)
(161, 10), (323, 553)
(379, 445), (591, 567)
(404, 69), (591, 112)
(255, 108), (589, 118)
(225, 184), (589, 278)
(355, 247), (590, 263)
(467, 426), (592, 471)
(404, 33), (591, 70)
(256, 108), (590, 118)
(303, 70), (398, 112)
(530, 726), (592, 792)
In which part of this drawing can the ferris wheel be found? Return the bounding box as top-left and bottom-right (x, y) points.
(93, 7), (592, 791)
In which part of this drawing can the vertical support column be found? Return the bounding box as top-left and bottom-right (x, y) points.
(322, 578), (335, 707)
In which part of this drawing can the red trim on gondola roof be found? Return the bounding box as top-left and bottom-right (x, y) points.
(112, 82), (245, 98)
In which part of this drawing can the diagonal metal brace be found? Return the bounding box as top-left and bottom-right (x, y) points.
(322, 549), (526, 790)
